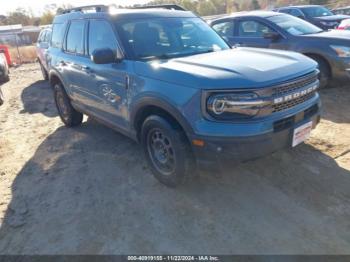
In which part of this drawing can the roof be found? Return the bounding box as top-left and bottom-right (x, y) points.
(211, 11), (281, 21)
(278, 5), (321, 10)
(53, 8), (196, 24)
(0, 24), (22, 33)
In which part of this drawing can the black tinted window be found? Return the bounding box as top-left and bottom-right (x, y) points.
(88, 20), (117, 55)
(51, 23), (66, 49)
(212, 21), (234, 38)
(66, 20), (85, 54)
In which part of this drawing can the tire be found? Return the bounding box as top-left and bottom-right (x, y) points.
(141, 115), (195, 187)
(53, 83), (83, 127)
(309, 55), (330, 89)
(0, 88), (4, 106)
(39, 61), (49, 81)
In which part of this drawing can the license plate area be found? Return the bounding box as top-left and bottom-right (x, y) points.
(292, 121), (313, 147)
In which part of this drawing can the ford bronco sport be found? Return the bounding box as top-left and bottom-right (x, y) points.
(48, 5), (321, 187)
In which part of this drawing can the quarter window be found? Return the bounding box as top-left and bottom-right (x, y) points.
(66, 20), (85, 54)
(238, 20), (274, 37)
(88, 20), (118, 55)
(51, 23), (66, 49)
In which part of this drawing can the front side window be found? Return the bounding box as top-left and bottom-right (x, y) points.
(238, 20), (274, 37)
(268, 14), (323, 35)
(66, 20), (85, 54)
(88, 20), (118, 55)
(116, 17), (229, 60)
(44, 30), (52, 43)
(302, 6), (333, 17)
(290, 9), (304, 17)
(212, 21), (234, 38)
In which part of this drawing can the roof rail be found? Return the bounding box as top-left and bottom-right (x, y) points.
(60, 5), (109, 14)
(132, 4), (186, 11)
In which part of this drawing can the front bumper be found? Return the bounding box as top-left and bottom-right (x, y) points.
(330, 56), (350, 85)
(191, 101), (321, 171)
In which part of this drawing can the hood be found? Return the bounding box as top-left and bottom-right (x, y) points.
(133, 48), (317, 90)
(315, 14), (350, 22)
(305, 29), (350, 40)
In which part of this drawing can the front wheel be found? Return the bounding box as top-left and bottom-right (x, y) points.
(54, 83), (83, 127)
(141, 115), (195, 187)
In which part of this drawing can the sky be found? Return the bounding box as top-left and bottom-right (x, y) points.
(0, 0), (151, 15)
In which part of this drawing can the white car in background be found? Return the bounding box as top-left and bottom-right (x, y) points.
(0, 51), (9, 106)
(337, 19), (350, 30)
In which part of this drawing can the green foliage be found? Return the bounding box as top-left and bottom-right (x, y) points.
(40, 11), (54, 25)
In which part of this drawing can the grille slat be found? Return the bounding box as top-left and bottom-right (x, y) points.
(272, 71), (319, 113)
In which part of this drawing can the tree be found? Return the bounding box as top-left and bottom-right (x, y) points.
(40, 11), (54, 25)
(6, 8), (31, 25)
(251, 0), (261, 10)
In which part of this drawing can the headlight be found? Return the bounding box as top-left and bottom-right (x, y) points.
(206, 92), (268, 120)
(320, 21), (338, 27)
(330, 45), (350, 57)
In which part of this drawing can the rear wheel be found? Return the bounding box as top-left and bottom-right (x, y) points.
(308, 55), (330, 88)
(54, 83), (83, 127)
(141, 115), (195, 187)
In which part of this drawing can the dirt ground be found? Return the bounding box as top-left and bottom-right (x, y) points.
(0, 63), (350, 254)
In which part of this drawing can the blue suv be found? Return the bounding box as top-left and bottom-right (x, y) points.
(48, 5), (321, 187)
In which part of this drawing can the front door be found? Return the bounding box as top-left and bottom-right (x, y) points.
(77, 19), (130, 130)
(235, 19), (277, 48)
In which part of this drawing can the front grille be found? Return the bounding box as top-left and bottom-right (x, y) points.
(273, 92), (315, 113)
(273, 71), (318, 96)
(272, 71), (319, 113)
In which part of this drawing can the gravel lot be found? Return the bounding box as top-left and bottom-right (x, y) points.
(0, 63), (350, 254)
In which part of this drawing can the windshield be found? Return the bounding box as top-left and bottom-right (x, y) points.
(302, 6), (333, 17)
(268, 14), (323, 35)
(115, 17), (230, 60)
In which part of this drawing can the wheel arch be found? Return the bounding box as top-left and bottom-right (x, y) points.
(303, 52), (332, 78)
(131, 97), (194, 143)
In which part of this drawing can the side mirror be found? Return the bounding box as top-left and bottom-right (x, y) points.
(263, 32), (280, 41)
(91, 48), (123, 64)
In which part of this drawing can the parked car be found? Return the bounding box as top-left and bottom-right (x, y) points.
(333, 6), (350, 16)
(0, 51), (9, 83)
(48, 5), (320, 187)
(275, 5), (349, 30)
(36, 27), (52, 80)
(337, 19), (350, 30)
(0, 51), (9, 106)
(210, 11), (350, 88)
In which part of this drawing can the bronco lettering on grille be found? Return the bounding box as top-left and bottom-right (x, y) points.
(273, 84), (318, 104)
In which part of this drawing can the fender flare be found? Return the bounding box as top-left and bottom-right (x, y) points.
(130, 97), (195, 136)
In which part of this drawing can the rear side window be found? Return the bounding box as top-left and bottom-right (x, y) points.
(66, 20), (85, 55)
(88, 20), (117, 55)
(51, 23), (66, 49)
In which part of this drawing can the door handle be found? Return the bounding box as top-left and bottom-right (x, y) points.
(81, 65), (93, 74)
(58, 60), (66, 66)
